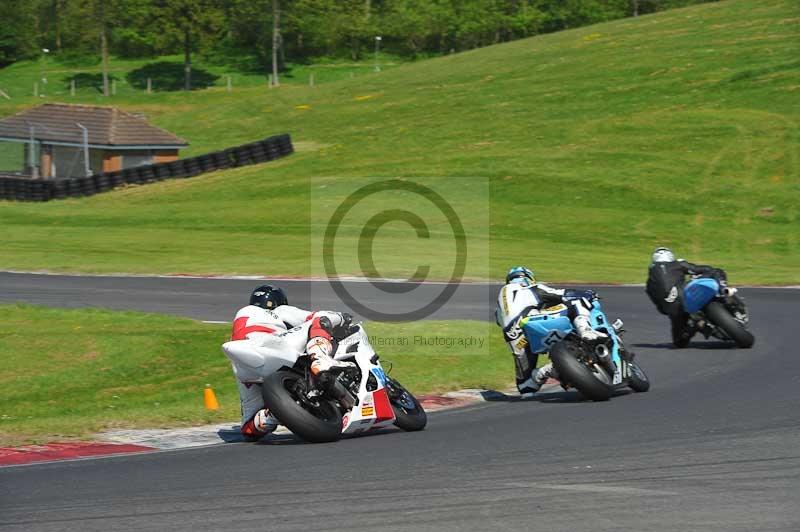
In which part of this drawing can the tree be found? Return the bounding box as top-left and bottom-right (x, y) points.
(95, 0), (110, 96)
(153, 0), (224, 90)
(53, 0), (68, 51)
(219, 0), (282, 77)
(272, 0), (280, 86)
(0, 1), (41, 67)
(383, 0), (454, 56)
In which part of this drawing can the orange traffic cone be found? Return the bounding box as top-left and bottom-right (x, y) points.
(204, 384), (220, 410)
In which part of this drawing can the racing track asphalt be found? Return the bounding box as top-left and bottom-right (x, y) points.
(0, 272), (497, 322)
(0, 273), (798, 531)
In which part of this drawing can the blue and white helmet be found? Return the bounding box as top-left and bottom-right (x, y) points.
(506, 266), (535, 285)
(652, 247), (676, 263)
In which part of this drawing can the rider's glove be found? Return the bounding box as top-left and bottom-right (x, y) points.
(722, 286), (737, 297)
(332, 312), (354, 338)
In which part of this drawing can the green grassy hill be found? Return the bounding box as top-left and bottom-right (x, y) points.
(0, 0), (798, 284)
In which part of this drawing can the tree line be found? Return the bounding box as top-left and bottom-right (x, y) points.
(1, 0), (718, 88)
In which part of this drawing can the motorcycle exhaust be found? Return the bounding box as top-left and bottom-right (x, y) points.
(594, 344), (610, 360)
(594, 344), (616, 376)
(332, 381), (356, 410)
(316, 373), (356, 410)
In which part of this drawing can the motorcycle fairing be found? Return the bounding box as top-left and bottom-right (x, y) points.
(588, 300), (623, 385)
(520, 306), (572, 354)
(337, 326), (397, 435)
(683, 277), (720, 314)
(222, 334), (302, 378)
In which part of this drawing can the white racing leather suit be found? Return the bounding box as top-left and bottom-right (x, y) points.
(221, 304), (349, 440)
(496, 279), (605, 395)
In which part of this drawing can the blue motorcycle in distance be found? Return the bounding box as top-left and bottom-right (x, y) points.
(681, 277), (754, 348)
(521, 294), (650, 401)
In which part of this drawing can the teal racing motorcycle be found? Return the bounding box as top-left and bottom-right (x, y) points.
(521, 294), (650, 401)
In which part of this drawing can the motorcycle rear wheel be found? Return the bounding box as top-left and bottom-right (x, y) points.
(705, 301), (755, 348)
(549, 340), (612, 401)
(262, 370), (343, 443)
(385, 377), (427, 432)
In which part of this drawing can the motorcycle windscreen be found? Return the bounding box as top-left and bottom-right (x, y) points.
(682, 278), (719, 314)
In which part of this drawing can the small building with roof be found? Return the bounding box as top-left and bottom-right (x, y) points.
(0, 103), (188, 178)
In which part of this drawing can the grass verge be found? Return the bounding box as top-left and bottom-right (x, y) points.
(0, 304), (510, 446)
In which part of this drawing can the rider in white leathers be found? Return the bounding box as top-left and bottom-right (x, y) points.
(221, 285), (353, 441)
(496, 267), (607, 395)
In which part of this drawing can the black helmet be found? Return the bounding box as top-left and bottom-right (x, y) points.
(249, 284), (288, 310)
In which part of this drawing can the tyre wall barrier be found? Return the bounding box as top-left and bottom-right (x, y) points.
(0, 133), (293, 202)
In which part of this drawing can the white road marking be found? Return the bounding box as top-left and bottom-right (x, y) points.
(507, 481), (675, 495)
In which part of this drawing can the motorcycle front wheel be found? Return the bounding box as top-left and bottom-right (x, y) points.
(262, 370), (343, 443)
(627, 362), (650, 393)
(385, 377), (427, 432)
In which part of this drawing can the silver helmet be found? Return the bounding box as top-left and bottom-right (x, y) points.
(652, 247), (676, 263)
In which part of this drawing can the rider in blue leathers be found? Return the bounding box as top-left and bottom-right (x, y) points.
(496, 266), (607, 395)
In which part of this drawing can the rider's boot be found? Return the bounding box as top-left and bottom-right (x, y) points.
(254, 408), (279, 432)
(242, 408), (279, 441)
(517, 362), (559, 396)
(307, 337), (354, 375)
(574, 315), (608, 342)
(307, 315), (355, 375)
(671, 314), (694, 348)
(307, 335), (356, 407)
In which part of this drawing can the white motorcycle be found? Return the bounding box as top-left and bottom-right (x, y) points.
(259, 323), (427, 443)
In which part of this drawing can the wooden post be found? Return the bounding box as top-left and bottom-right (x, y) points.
(147, 78), (152, 94)
(70, 79), (75, 96)
(309, 73), (314, 87)
(350, 72), (354, 79)
(40, 146), (53, 178)
(268, 74), (273, 87)
(34, 82), (38, 97)
(111, 79), (116, 95)
(226, 75), (232, 92)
